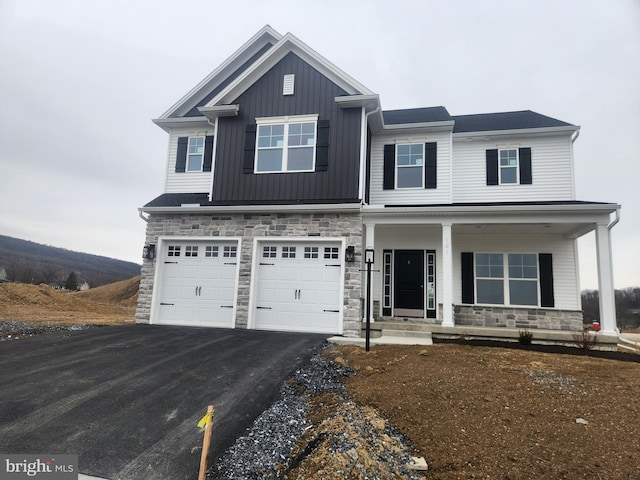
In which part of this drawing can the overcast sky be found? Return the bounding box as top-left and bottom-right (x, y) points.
(0, 0), (638, 290)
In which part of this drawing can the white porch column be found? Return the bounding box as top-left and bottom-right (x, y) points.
(441, 222), (454, 326)
(364, 223), (375, 323)
(595, 223), (617, 334)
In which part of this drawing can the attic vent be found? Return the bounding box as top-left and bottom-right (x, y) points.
(283, 74), (295, 95)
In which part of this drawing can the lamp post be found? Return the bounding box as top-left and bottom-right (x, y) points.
(364, 247), (375, 352)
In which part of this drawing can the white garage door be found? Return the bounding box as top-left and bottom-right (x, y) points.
(254, 241), (343, 334)
(155, 240), (238, 328)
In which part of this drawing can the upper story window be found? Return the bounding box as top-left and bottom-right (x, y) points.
(383, 142), (437, 190)
(175, 135), (213, 173)
(486, 147), (532, 186)
(396, 144), (424, 188)
(255, 116), (317, 173)
(187, 137), (205, 172)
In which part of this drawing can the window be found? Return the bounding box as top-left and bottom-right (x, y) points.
(168, 245), (180, 257)
(185, 246), (198, 257)
(263, 246), (277, 258)
(396, 144), (424, 188)
(499, 149), (518, 184)
(223, 246), (237, 258)
(205, 246), (218, 257)
(304, 247), (319, 259)
(282, 246), (296, 258)
(324, 247), (339, 259)
(187, 137), (205, 172)
(475, 253), (539, 306)
(255, 117), (317, 173)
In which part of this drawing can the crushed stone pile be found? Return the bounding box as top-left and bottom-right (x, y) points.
(211, 346), (422, 480)
(0, 320), (89, 340)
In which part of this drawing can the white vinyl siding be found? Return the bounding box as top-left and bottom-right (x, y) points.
(370, 131), (452, 205)
(165, 127), (214, 193)
(453, 233), (579, 310)
(452, 134), (575, 202)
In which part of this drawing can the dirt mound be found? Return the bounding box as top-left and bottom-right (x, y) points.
(76, 275), (140, 307)
(0, 279), (137, 325)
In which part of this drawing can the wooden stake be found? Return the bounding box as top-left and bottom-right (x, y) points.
(198, 405), (215, 480)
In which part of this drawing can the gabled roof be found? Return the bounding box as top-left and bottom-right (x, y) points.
(155, 25), (376, 126)
(158, 25), (282, 120)
(452, 110), (575, 133)
(203, 31), (374, 109)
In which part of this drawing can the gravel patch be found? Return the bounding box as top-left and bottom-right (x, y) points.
(0, 320), (90, 340)
(211, 346), (421, 479)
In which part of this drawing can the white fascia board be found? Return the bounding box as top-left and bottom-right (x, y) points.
(452, 125), (579, 140)
(158, 25), (282, 119)
(198, 104), (240, 122)
(140, 203), (362, 215)
(207, 33), (374, 107)
(335, 94), (380, 110)
(152, 117), (212, 132)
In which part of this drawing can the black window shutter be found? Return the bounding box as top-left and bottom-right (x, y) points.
(539, 253), (555, 307)
(425, 142), (437, 189)
(316, 119), (330, 171)
(519, 147), (532, 184)
(486, 149), (498, 185)
(203, 135), (214, 172)
(461, 252), (475, 304)
(175, 137), (188, 173)
(243, 124), (257, 174)
(383, 144), (395, 190)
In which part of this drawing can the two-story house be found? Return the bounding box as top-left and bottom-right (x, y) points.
(136, 26), (620, 339)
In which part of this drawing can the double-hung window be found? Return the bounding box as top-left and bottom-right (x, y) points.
(255, 115), (317, 173)
(499, 149), (518, 184)
(187, 136), (205, 172)
(396, 144), (424, 188)
(475, 253), (539, 306)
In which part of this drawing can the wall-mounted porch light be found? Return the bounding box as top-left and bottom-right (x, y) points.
(142, 244), (156, 260)
(345, 246), (355, 263)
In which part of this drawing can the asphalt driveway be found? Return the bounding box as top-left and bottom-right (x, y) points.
(0, 325), (327, 479)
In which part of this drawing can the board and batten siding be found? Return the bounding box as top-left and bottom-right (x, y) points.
(212, 52), (362, 203)
(453, 233), (579, 311)
(164, 127), (214, 194)
(369, 131), (452, 205)
(452, 134), (575, 203)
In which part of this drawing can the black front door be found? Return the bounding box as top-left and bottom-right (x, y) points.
(394, 250), (424, 317)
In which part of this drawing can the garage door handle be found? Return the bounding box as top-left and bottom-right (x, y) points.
(220, 305), (233, 308)
(224, 262), (237, 265)
(324, 309), (339, 313)
(165, 261), (178, 264)
(160, 302), (174, 306)
(257, 306), (272, 310)
(325, 264), (340, 267)
(260, 262), (275, 266)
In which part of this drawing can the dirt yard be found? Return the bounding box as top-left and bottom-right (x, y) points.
(1, 280), (639, 479)
(321, 343), (640, 479)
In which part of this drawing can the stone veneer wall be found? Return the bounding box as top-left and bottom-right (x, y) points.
(136, 211), (363, 337)
(454, 305), (583, 331)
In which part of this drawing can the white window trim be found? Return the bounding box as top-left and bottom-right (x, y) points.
(395, 143), (424, 189)
(498, 148), (519, 185)
(475, 252), (540, 307)
(186, 136), (205, 173)
(254, 115), (319, 174)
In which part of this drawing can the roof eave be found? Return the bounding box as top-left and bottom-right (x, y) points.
(152, 117), (211, 132)
(453, 125), (579, 139)
(140, 203), (363, 215)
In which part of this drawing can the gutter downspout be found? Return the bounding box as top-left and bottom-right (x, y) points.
(139, 208), (149, 222)
(360, 106), (380, 205)
(571, 129), (580, 143)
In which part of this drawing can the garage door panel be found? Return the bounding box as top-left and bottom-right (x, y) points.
(155, 240), (238, 328)
(254, 241), (342, 334)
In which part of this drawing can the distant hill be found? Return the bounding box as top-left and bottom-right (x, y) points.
(0, 235), (141, 288)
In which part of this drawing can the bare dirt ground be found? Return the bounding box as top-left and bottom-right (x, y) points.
(320, 343), (640, 480)
(2, 280), (639, 479)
